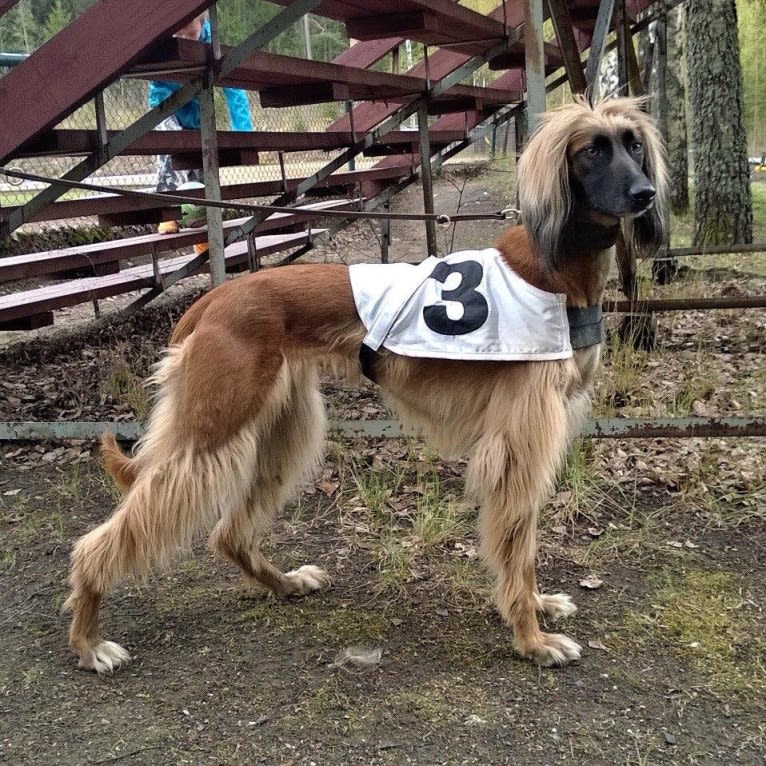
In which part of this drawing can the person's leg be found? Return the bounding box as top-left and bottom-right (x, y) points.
(155, 115), (186, 233)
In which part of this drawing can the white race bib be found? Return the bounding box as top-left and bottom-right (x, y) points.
(350, 248), (573, 361)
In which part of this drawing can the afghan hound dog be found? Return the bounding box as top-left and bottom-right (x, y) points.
(64, 96), (666, 673)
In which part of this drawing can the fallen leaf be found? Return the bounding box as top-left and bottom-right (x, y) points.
(692, 400), (709, 416)
(579, 575), (603, 590)
(318, 480), (339, 496)
(588, 639), (608, 651)
(330, 646), (382, 668)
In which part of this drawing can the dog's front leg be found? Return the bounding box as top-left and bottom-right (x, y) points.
(479, 479), (581, 667)
(468, 386), (582, 667)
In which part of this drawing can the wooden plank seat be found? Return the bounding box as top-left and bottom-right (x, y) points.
(0, 166), (410, 227)
(0, 199), (359, 283)
(13, 126), (474, 164)
(14, 129), (357, 161)
(132, 40), (518, 110)
(269, 0), (506, 56)
(0, 230), (322, 331)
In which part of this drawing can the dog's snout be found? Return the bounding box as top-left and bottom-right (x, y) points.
(630, 181), (656, 207)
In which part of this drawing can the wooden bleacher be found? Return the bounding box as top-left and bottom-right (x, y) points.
(0, 0), (663, 333)
(0, 230), (323, 331)
(0, 167), (409, 226)
(0, 199), (359, 282)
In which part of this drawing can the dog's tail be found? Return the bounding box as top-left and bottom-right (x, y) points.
(100, 432), (137, 492)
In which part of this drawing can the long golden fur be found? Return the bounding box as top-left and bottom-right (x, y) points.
(65, 96), (666, 674)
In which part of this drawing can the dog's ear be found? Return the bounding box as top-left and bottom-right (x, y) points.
(623, 109), (669, 259)
(516, 114), (573, 271)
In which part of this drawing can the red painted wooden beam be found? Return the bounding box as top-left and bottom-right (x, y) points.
(0, 0), (211, 164)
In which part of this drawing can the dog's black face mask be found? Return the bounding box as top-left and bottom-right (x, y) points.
(569, 129), (656, 221)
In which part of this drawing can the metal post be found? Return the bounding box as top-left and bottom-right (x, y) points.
(301, 13), (313, 60)
(523, 0), (546, 133)
(417, 102), (437, 257)
(615, 0), (629, 95)
(199, 16), (225, 287)
(94, 91), (108, 163)
(514, 110), (528, 158)
(208, 2), (222, 60)
(381, 201), (391, 263)
(346, 101), (356, 171)
(651, 14), (674, 280)
(246, 233), (260, 272)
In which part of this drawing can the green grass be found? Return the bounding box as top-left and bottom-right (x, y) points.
(628, 569), (766, 701)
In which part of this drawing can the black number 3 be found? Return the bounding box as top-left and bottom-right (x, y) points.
(422, 260), (489, 336)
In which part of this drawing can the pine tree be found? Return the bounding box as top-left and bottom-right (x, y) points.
(687, 0), (752, 245)
(44, 0), (73, 41)
(666, 6), (688, 215)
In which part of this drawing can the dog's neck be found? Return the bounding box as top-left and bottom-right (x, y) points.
(495, 224), (613, 308)
(566, 211), (620, 252)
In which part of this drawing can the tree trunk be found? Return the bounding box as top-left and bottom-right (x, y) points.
(637, 22), (654, 93)
(666, 6), (688, 215)
(596, 49), (619, 100)
(687, 0), (752, 245)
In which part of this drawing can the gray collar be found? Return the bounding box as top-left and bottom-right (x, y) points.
(567, 305), (605, 349)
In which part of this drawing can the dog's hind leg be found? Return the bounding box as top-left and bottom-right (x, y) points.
(64, 432), (260, 672)
(64, 332), (287, 673)
(209, 361), (330, 598)
(468, 369), (582, 667)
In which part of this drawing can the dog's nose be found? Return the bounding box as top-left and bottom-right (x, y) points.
(630, 182), (656, 207)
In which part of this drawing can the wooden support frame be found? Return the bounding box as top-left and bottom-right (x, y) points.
(545, 0), (587, 94)
(217, 33), (521, 258)
(200, 3), (225, 287)
(0, 0), (212, 165)
(585, 0), (616, 90)
(1, 0), (326, 239)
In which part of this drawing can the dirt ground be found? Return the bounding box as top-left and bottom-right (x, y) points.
(1, 167), (764, 765)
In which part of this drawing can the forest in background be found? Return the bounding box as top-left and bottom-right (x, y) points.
(0, 0), (764, 152)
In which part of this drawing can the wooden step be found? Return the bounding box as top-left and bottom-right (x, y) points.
(0, 166), (406, 226)
(0, 199), (358, 283)
(0, 230), (323, 330)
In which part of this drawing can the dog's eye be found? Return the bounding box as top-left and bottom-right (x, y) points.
(583, 146), (601, 158)
(630, 141), (644, 155)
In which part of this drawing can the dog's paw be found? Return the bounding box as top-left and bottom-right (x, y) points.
(521, 632), (582, 667)
(77, 640), (132, 674)
(539, 592), (577, 622)
(284, 565), (330, 596)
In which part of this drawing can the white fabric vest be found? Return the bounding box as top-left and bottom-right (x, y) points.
(349, 248), (573, 361)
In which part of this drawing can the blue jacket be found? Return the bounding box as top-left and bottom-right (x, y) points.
(148, 19), (253, 131)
